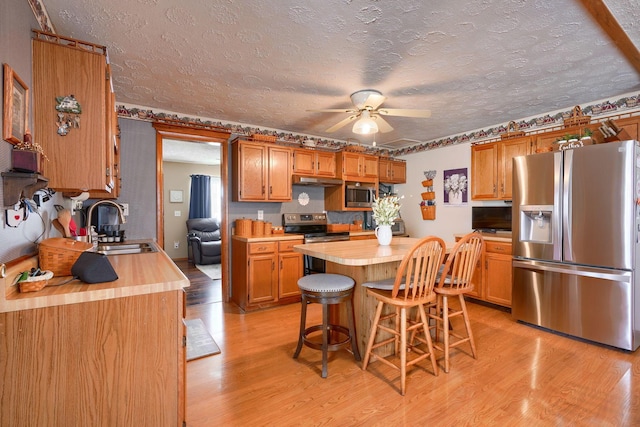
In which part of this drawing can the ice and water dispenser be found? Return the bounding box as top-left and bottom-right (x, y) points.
(519, 205), (553, 243)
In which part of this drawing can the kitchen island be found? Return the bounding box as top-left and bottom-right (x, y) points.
(0, 241), (189, 426)
(293, 237), (429, 353)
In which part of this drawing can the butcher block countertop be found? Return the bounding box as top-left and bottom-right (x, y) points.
(294, 237), (436, 266)
(0, 240), (189, 313)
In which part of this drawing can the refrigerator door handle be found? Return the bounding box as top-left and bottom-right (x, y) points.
(513, 260), (632, 283)
(563, 149), (573, 261)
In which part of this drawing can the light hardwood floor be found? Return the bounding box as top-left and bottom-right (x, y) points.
(183, 272), (640, 425)
(177, 260), (640, 427)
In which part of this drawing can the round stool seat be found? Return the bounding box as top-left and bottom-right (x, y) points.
(297, 274), (355, 293)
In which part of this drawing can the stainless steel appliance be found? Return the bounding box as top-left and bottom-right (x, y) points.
(345, 183), (375, 208)
(282, 213), (350, 274)
(391, 219), (406, 235)
(512, 140), (640, 350)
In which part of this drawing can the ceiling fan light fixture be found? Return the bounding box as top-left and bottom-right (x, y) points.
(352, 110), (378, 135)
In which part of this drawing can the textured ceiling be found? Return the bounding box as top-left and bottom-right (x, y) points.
(42, 0), (640, 150)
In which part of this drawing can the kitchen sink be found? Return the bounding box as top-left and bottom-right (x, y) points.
(96, 242), (158, 256)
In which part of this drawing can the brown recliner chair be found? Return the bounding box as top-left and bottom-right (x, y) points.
(186, 218), (222, 265)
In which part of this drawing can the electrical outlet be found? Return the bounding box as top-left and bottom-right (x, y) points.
(258, 210), (264, 220)
(121, 203), (129, 216)
(174, 241), (179, 249)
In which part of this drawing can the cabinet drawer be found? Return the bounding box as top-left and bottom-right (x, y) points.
(279, 240), (303, 252)
(485, 241), (512, 254)
(249, 242), (277, 254)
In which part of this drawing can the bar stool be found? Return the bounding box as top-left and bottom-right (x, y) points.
(293, 273), (361, 378)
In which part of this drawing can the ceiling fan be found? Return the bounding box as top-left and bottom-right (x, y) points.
(308, 89), (431, 135)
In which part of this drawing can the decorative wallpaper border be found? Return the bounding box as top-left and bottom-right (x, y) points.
(27, 0), (55, 33)
(393, 93), (640, 156)
(118, 92), (640, 156)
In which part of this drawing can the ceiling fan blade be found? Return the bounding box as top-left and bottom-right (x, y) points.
(373, 115), (394, 133)
(307, 108), (359, 114)
(377, 108), (432, 118)
(363, 93), (386, 110)
(325, 114), (360, 132)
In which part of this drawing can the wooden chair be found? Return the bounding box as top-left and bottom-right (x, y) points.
(428, 232), (484, 373)
(361, 236), (446, 395)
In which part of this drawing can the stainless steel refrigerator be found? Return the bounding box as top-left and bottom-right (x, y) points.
(512, 140), (640, 351)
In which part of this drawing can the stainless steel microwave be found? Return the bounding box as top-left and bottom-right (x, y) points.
(345, 184), (375, 208)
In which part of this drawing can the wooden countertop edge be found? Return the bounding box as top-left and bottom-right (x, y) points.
(232, 234), (304, 242)
(1, 240), (188, 313)
(454, 232), (512, 243)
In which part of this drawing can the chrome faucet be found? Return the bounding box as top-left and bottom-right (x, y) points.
(86, 200), (126, 244)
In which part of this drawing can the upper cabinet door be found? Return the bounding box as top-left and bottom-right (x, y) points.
(33, 37), (110, 194)
(267, 146), (292, 201)
(471, 142), (499, 200)
(233, 141), (267, 201)
(315, 151), (336, 177)
(499, 138), (531, 199)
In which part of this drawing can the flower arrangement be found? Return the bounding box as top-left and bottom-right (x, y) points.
(444, 173), (467, 196)
(372, 195), (401, 226)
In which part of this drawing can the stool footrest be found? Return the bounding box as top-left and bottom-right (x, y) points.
(302, 324), (352, 352)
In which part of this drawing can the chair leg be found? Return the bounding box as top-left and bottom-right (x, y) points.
(459, 294), (477, 359)
(442, 295), (450, 373)
(293, 296), (308, 359)
(362, 301), (385, 370)
(321, 301), (329, 378)
(347, 296), (361, 361)
(418, 304), (438, 376)
(400, 307), (407, 396)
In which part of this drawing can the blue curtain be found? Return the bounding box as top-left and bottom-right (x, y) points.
(189, 175), (212, 219)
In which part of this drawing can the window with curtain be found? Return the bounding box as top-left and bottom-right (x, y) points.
(189, 174), (221, 220)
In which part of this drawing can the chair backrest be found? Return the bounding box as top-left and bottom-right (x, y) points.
(437, 232), (484, 291)
(186, 218), (221, 242)
(391, 236), (446, 300)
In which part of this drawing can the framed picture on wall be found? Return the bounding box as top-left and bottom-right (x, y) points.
(169, 190), (183, 203)
(3, 63), (29, 145)
(443, 168), (468, 205)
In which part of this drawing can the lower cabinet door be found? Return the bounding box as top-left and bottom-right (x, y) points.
(279, 252), (303, 298)
(485, 253), (512, 306)
(248, 254), (278, 303)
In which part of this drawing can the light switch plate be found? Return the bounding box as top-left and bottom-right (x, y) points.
(174, 210), (181, 217)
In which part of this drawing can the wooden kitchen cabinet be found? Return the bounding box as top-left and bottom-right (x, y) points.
(471, 137), (532, 200)
(484, 241), (513, 306)
(0, 291), (185, 426)
(337, 151), (379, 182)
(32, 31), (117, 196)
(232, 237), (303, 311)
(292, 148), (336, 177)
(231, 139), (292, 202)
(278, 240), (304, 298)
(455, 236), (512, 307)
(379, 157), (406, 184)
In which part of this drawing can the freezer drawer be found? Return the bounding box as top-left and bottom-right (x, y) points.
(512, 260), (637, 351)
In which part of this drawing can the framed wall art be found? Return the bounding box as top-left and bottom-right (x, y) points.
(169, 190), (183, 203)
(3, 63), (29, 145)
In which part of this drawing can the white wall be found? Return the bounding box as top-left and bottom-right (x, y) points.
(395, 142), (507, 241)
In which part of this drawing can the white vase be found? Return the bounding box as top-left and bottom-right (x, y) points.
(375, 225), (393, 246)
(448, 190), (462, 205)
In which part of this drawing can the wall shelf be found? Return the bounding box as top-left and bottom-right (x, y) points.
(1, 171), (49, 207)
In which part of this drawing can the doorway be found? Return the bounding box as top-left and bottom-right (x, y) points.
(153, 123), (231, 302)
